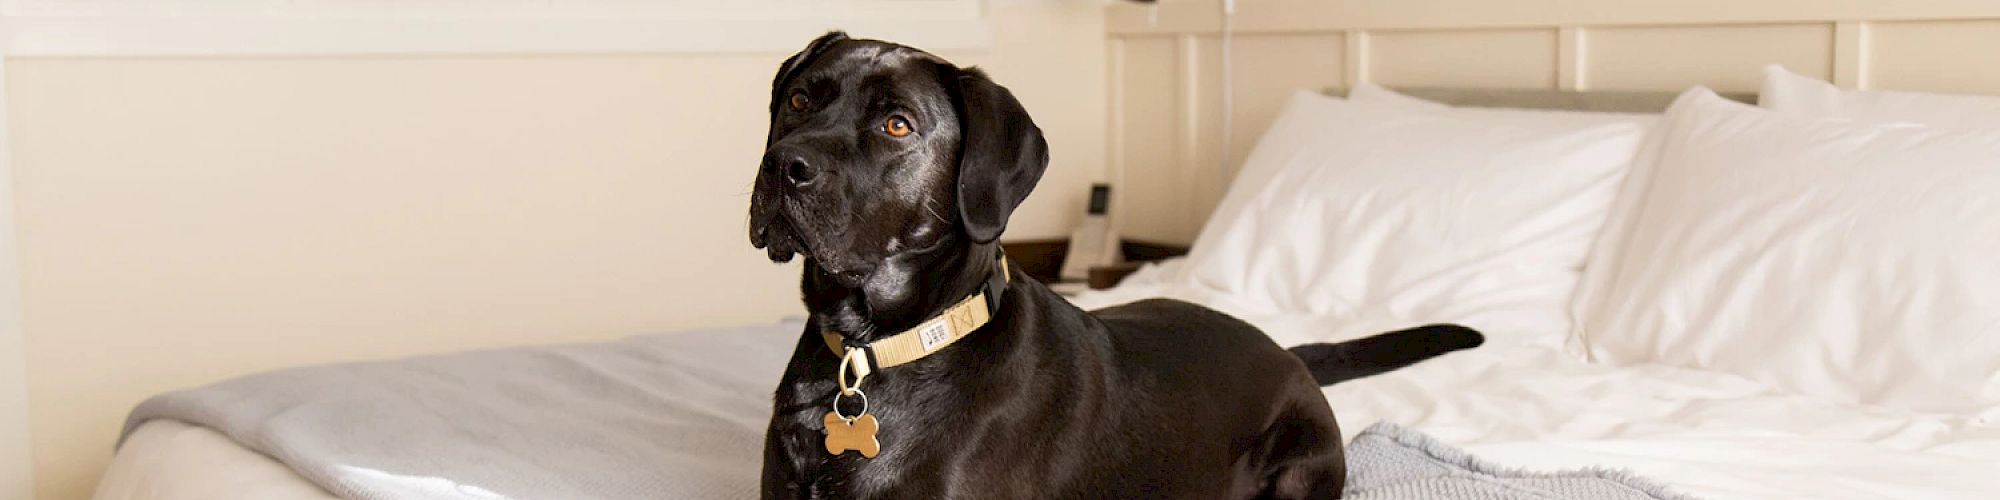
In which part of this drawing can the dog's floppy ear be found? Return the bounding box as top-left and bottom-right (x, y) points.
(950, 68), (1049, 244)
(767, 32), (848, 135)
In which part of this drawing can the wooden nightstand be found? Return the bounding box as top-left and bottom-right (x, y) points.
(1000, 238), (1190, 292)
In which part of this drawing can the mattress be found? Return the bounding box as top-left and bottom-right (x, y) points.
(97, 419), (340, 500)
(95, 285), (2000, 500)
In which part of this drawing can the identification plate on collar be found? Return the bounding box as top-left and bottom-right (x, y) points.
(823, 411), (881, 458)
(918, 321), (950, 352)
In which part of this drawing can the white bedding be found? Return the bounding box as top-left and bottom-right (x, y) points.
(95, 280), (2000, 499)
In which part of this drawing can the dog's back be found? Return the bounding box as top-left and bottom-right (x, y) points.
(1085, 297), (1481, 498)
(1093, 298), (1484, 386)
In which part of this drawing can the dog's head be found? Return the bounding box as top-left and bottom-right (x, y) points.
(749, 32), (1047, 290)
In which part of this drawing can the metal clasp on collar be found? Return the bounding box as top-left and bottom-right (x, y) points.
(836, 346), (870, 397)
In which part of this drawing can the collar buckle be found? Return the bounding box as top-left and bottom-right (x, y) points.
(981, 252), (1009, 318)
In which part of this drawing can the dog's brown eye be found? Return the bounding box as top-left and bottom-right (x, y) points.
(884, 116), (913, 137)
(789, 91), (809, 111)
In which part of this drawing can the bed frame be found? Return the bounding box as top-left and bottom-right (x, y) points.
(1104, 0), (2000, 243)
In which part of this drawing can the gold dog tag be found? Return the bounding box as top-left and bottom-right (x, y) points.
(823, 411), (881, 458)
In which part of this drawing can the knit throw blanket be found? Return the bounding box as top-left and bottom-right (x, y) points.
(1344, 422), (1702, 500)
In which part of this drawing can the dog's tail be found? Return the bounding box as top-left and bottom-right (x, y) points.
(1287, 324), (1484, 386)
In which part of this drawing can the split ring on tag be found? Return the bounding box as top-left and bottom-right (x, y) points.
(831, 388), (869, 422)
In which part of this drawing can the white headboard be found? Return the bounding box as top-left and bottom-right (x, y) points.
(1106, 0), (2000, 243)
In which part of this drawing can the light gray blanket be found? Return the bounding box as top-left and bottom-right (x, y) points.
(124, 321), (1697, 500)
(123, 321), (804, 499)
(1345, 422), (1700, 500)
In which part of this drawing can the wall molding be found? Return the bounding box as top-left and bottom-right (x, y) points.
(1, 17), (993, 57)
(0, 0), (992, 57)
(0, 19), (34, 499)
(1109, 0), (2000, 34)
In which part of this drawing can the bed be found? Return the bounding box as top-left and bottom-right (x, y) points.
(94, 301), (2000, 500)
(95, 79), (2000, 498)
(95, 310), (2000, 500)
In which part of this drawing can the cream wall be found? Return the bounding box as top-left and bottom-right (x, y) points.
(5, 1), (1106, 498)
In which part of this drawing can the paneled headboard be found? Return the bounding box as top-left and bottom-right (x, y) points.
(1382, 87), (1751, 113)
(1106, 0), (2000, 243)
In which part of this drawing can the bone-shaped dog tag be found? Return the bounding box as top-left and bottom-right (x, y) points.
(823, 411), (881, 458)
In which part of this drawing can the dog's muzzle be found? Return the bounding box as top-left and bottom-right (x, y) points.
(750, 145), (876, 287)
(748, 175), (805, 263)
(750, 143), (813, 259)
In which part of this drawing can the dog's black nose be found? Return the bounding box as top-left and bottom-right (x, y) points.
(784, 156), (818, 185)
(763, 147), (821, 187)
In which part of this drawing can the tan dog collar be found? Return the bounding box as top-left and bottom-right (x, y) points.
(820, 252), (1010, 384)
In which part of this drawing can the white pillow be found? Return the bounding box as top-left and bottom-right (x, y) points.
(1179, 91), (1648, 343)
(1759, 65), (2000, 129)
(1573, 87), (2000, 413)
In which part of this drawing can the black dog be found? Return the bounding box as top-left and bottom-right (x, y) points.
(748, 32), (1483, 499)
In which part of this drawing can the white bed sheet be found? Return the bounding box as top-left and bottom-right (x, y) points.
(97, 279), (2000, 500)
